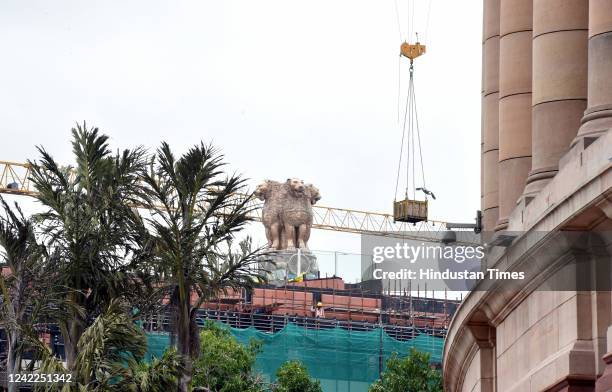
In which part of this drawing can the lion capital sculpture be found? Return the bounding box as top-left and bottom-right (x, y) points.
(254, 178), (321, 251)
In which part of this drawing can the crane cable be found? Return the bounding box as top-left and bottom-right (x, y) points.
(410, 0), (415, 43)
(396, 0), (434, 46)
(424, 0), (433, 43)
(394, 63), (427, 202)
(394, 0), (403, 42)
(395, 0), (403, 123)
(393, 0), (429, 203)
(394, 65), (408, 202)
(412, 69), (427, 192)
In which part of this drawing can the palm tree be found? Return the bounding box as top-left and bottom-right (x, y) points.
(29, 124), (149, 370)
(0, 197), (51, 392)
(140, 142), (263, 391)
(118, 348), (185, 392)
(36, 298), (184, 392)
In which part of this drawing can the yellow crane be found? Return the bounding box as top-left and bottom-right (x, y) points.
(0, 160), (477, 244)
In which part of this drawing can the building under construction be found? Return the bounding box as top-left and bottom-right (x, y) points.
(189, 277), (457, 331)
(145, 274), (458, 391)
(0, 266), (458, 391)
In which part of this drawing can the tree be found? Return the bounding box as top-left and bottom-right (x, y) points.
(192, 321), (264, 392)
(0, 199), (33, 391)
(36, 299), (184, 392)
(368, 348), (443, 392)
(118, 349), (185, 392)
(140, 142), (263, 391)
(0, 197), (58, 392)
(29, 124), (149, 370)
(74, 298), (148, 388)
(274, 361), (322, 392)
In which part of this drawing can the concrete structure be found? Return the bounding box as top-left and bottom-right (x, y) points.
(525, 0), (588, 197)
(495, 0), (533, 232)
(444, 1), (612, 391)
(482, 0), (500, 232)
(575, 0), (612, 145)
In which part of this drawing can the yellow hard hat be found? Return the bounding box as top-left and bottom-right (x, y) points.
(317, 302), (323, 307)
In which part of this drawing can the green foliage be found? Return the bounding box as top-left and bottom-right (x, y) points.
(368, 348), (443, 392)
(274, 361), (322, 392)
(36, 299), (183, 392)
(192, 321), (264, 392)
(28, 123), (150, 368)
(4, 127), (266, 391)
(0, 197), (55, 391)
(116, 348), (185, 392)
(75, 299), (148, 386)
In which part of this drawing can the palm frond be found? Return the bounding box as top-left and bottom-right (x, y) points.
(75, 298), (147, 384)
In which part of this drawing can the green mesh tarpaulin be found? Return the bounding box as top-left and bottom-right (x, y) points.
(145, 332), (172, 362)
(145, 323), (444, 392)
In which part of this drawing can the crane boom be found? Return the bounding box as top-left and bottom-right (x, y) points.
(0, 160), (475, 243)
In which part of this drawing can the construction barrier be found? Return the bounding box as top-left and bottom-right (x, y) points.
(145, 320), (444, 392)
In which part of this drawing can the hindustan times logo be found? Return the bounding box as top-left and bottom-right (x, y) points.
(371, 243), (485, 264)
(371, 268), (525, 281)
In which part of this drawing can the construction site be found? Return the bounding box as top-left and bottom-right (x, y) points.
(0, 157), (467, 390)
(0, 1), (489, 390)
(2, 0), (612, 390)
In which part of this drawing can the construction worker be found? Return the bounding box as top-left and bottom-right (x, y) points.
(311, 301), (325, 318)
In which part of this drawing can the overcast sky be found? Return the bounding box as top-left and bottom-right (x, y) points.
(0, 1), (483, 279)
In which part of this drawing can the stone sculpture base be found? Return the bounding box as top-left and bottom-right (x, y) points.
(258, 250), (319, 285)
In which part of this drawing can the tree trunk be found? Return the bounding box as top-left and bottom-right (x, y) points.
(7, 332), (20, 392)
(177, 300), (192, 391)
(3, 274), (22, 392)
(61, 316), (83, 371)
(61, 289), (86, 371)
(179, 357), (193, 392)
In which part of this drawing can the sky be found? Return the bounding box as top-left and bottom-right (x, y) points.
(0, 1), (483, 280)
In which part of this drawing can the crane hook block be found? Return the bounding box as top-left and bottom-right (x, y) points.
(400, 41), (426, 62)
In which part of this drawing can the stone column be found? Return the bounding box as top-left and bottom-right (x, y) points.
(468, 324), (497, 392)
(482, 0), (500, 232)
(496, 0), (533, 231)
(524, 0), (588, 197)
(575, 0), (612, 145)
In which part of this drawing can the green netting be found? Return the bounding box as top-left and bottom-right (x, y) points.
(145, 332), (172, 362)
(145, 323), (444, 392)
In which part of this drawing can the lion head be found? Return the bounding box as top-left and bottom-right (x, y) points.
(254, 180), (273, 201)
(285, 178), (306, 195)
(306, 184), (321, 205)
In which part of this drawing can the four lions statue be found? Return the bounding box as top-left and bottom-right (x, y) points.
(254, 178), (321, 251)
